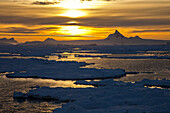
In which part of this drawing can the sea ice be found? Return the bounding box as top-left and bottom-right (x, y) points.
(106, 56), (170, 59)
(135, 79), (170, 88)
(0, 58), (125, 80)
(75, 79), (127, 87)
(14, 79), (170, 113)
(0, 44), (170, 56)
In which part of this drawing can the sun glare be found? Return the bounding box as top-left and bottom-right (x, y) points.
(59, 26), (91, 35)
(55, 0), (94, 9)
(55, 0), (99, 18)
(67, 21), (78, 24)
(59, 10), (86, 18)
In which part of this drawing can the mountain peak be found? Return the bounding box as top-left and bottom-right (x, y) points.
(113, 30), (125, 37)
(114, 30), (121, 34)
(9, 38), (15, 40)
(105, 30), (127, 40)
(0, 37), (18, 45)
(129, 36), (142, 39)
(44, 38), (56, 42)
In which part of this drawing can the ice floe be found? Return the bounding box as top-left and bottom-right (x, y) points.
(76, 54), (170, 59)
(135, 79), (170, 88)
(0, 58), (125, 80)
(75, 79), (127, 87)
(0, 44), (170, 56)
(106, 56), (170, 59)
(14, 79), (170, 113)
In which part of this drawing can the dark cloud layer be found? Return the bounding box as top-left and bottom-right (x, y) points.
(1, 0), (170, 28)
(0, 34), (94, 37)
(1, 15), (170, 27)
(0, 15), (70, 25)
(31, 0), (118, 5)
(0, 27), (59, 34)
(32, 1), (59, 5)
(1, 27), (38, 33)
(78, 17), (170, 27)
(131, 29), (170, 33)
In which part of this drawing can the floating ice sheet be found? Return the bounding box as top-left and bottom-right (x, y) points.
(0, 58), (125, 80)
(135, 79), (170, 88)
(14, 79), (170, 113)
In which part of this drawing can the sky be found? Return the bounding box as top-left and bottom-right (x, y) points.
(0, 0), (170, 42)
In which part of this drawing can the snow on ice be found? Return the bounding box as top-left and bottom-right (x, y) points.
(14, 79), (170, 113)
(0, 58), (125, 80)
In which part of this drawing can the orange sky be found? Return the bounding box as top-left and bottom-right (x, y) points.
(0, 0), (170, 42)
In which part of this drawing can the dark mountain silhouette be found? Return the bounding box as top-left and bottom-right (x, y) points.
(44, 38), (57, 42)
(0, 38), (18, 45)
(129, 36), (142, 40)
(105, 30), (127, 40)
(7, 30), (169, 45)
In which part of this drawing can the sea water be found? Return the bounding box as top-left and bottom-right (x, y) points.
(0, 52), (169, 113)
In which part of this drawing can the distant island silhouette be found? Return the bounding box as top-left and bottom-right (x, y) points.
(0, 30), (169, 45)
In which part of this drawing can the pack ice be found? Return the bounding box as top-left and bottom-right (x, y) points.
(0, 58), (125, 80)
(14, 79), (170, 113)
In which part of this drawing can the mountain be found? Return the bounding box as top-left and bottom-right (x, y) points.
(0, 38), (18, 45)
(129, 36), (142, 40)
(22, 38), (57, 45)
(44, 38), (57, 42)
(20, 30), (169, 46)
(103, 30), (167, 45)
(105, 30), (127, 40)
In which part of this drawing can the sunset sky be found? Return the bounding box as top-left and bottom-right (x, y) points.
(0, 0), (170, 42)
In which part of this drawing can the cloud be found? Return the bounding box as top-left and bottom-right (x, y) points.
(77, 17), (170, 27)
(0, 34), (95, 37)
(1, 15), (170, 27)
(120, 0), (170, 4)
(1, 27), (38, 33)
(0, 15), (71, 25)
(62, 23), (81, 26)
(0, 27), (59, 34)
(0, 1), (170, 28)
(32, 1), (59, 5)
(131, 29), (170, 33)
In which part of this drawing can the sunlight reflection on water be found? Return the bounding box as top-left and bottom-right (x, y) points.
(0, 74), (93, 113)
(0, 75), (60, 113)
(45, 52), (170, 82)
(0, 50), (170, 112)
(0, 74), (93, 89)
(0, 50), (170, 82)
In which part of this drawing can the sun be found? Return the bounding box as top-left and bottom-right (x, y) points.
(59, 25), (91, 36)
(55, 0), (93, 9)
(55, 0), (98, 18)
(59, 10), (86, 18)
